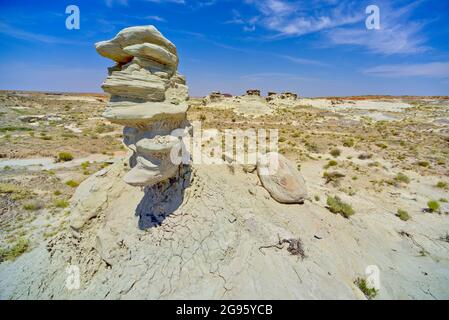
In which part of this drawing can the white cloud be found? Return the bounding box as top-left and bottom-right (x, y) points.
(0, 22), (88, 45)
(243, 0), (363, 37)
(327, 1), (428, 54)
(363, 62), (449, 78)
(105, 0), (129, 7)
(241, 0), (429, 55)
(277, 54), (328, 67)
(147, 15), (166, 22)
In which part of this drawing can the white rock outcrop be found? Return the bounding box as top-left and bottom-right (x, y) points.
(95, 26), (189, 187)
(257, 152), (307, 204)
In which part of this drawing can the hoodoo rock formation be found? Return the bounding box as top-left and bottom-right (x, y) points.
(95, 26), (189, 188)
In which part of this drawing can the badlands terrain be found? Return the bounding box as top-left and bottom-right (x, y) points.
(0, 89), (448, 299)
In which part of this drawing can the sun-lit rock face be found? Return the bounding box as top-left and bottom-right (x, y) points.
(95, 26), (189, 187)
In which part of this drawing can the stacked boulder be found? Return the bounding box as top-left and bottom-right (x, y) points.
(95, 26), (189, 187)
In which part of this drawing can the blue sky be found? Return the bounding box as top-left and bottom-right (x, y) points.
(0, 0), (448, 97)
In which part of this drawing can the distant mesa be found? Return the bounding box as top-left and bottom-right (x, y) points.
(246, 89), (261, 96)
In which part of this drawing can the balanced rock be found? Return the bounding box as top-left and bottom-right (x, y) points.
(257, 152), (307, 204)
(95, 26), (189, 187)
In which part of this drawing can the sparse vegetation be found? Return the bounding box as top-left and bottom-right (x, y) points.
(354, 278), (378, 300)
(394, 172), (410, 184)
(323, 171), (345, 185)
(0, 126), (33, 132)
(324, 160), (338, 169)
(330, 148), (341, 158)
(0, 237), (30, 262)
(23, 200), (44, 211)
(435, 181), (448, 189)
(427, 200), (440, 213)
(343, 138), (354, 147)
(65, 180), (79, 188)
(326, 196), (354, 218)
(57, 152), (74, 162)
(53, 199), (69, 208)
(417, 161), (430, 167)
(396, 209), (410, 221)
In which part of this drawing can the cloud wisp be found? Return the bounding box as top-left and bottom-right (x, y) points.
(364, 62), (449, 78)
(0, 22), (88, 45)
(327, 1), (429, 55)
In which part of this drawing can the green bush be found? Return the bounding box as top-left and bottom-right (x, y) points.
(436, 181), (448, 189)
(394, 172), (410, 184)
(417, 161), (430, 167)
(396, 209), (410, 221)
(54, 199), (69, 208)
(0, 237), (29, 262)
(326, 196), (354, 218)
(324, 160), (338, 169)
(23, 200), (43, 211)
(58, 152), (74, 162)
(65, 180), (79, 188)
(427, 200), (440, 213)
(323, 171), (345, 184)
(330, 148), (341, 158)
(343, 138), (355, 147)
(354, 278), (378, 300)
(81, 161), (90, 170)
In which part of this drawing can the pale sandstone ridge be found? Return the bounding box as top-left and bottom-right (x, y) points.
(94, 25), (189, 188)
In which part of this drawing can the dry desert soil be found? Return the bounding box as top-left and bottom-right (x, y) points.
(0, 90), (448, 299)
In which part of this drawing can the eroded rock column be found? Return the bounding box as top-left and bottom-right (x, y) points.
(95, 26), (189, 187)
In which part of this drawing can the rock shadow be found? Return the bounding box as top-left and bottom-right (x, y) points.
(135, 165), (191, 229)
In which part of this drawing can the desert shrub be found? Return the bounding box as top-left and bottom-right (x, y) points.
(0, 183), (29, 200)
(354, 278), (378, 300)
(54, 199), (69, 208)
(323, 171), (345, 185)
(314, 195), (320, 201)
(330, 148), (341, 158)
(394, 172), (410, 184)
(343, 138), (355, 147)
(53, 190), (62, 196)
(305, 142), (319, 153)
(0, 126), (33, 132)
(417, 161), (430, 167)
(58, 152), (74, 162)
(326, 196), (354, 218)
(324, 160), (338, 169)
(439, 198), (448, 203)
(0, 237), (29, 262)
(23, 200), (44, 211)
(358, 153), (372, 160)
(376, 142), (388, 149)
(65, 180), (79, 188)
(199, 114), (206, 121)
(396, 209), (410, 221)
(81, 161), (90, 169)
(436, 181), (448, 189)
(427, 200), (440, 213)
(95, 123), (114, 133)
